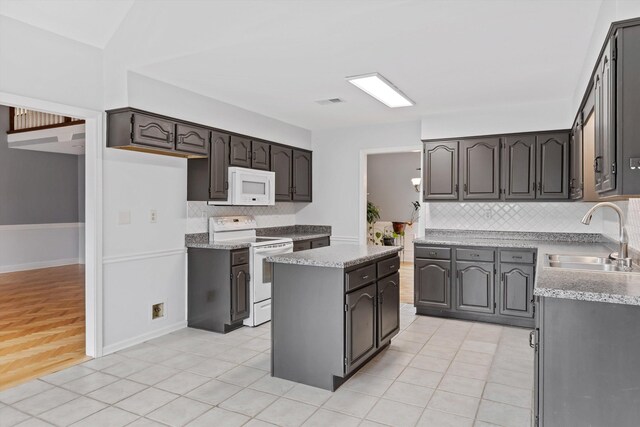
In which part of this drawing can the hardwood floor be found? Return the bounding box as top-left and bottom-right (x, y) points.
(0, 265), (87, 390)
(400, 261), (414, 304)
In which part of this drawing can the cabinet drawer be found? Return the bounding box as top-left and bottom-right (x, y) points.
(377, 256), (400, 278)
(345, 264), (377, 292)
(456, 248), (494, 262)
(293, 240), (312, 252)
(415, 246), (451, 260)
(500, 250), (535, 264)
(231, 249), (249, 266)
(311, 237), (330, 249)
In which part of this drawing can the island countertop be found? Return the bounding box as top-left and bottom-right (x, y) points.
(266, 244), (402, 268)
(414, 229), (640, 306)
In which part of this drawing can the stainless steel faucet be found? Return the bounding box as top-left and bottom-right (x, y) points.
(581, 202), (630, 264)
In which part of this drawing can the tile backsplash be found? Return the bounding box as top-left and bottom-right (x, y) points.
(424, 202), (604, 234)
(187, 201), (303, 233)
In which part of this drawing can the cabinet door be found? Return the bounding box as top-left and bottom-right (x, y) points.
(570, 120), (584, 200)
(209, 132), (230, 200)
(455, 261), (494, 314)
(504, 135), (536, 200)
(378, 272), (400, 344)
(345, 283), (377, 372)
(271, 146), (293, 201)
(415, 259), (451, 309)
(310, 237), (329, 249)
(231, 264), (250, 322)
(132, 113), (174, 149)
(461, 138), (501, 200)
(423, 141), (459, 200)
(251, 140), (271, 170)
(595, 39), (617, 194)
(292, 150), (312, 202)
(229, 136), (252, 167)
(536, 133), (569, 199)
(292, 240), (311, 252)
(176, 124), (209, 155)
(499, 264), (534, 318)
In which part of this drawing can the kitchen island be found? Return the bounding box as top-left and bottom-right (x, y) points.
(266, 244), (402, 391)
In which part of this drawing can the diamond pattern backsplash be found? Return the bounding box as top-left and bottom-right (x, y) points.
(603, 199), (640, 251)
(187, 201), (301, 233)
(425, 202), (604, 234)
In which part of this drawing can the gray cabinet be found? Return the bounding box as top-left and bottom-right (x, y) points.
(455, 261), (495, 314)
(251, 140), (271, 171)
(209, 131), (230, 200)
(230, 136), (252, 168)
(176, 123), (209, 155)
(415, 259), (451, 309)
(594, 38), (616, 194)
(415, 244), (535, 327)
(132, 113), (175, 150)
(292, 150), (312, 202)
(345, 283), (377, 372)
(187, 248), (250, 333)
(292, 236), (330, 252)
(461, 138), (500, 200)
(231, 263), (250, 322)
(499, 263), (534, 318)
(537, 133), (569, 199)
(503, 135), (536, 200)
(271, 146), (293, 201)
(570, 118), (584, 200)
(378, 272), (400, 345)
(423, 141), (459, 200)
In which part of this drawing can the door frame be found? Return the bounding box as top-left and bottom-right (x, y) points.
(0, 91), (104, 358)
(358, 145), (425, 245)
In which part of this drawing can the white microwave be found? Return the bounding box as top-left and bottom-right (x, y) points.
(209, 167), (275, 206)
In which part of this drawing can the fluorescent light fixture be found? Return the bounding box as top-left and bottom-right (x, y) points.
(346, 72), (414, 108)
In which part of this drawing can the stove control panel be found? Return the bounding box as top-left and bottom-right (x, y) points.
(209, 215), (257, 232)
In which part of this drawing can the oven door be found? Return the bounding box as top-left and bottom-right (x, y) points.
(252, 242), (293, 302)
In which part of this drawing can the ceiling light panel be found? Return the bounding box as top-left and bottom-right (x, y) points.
(346, 73), (414, 108)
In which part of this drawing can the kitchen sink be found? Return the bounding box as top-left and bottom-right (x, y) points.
(546, 254), (635, 272)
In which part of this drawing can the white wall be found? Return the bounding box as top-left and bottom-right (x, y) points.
(0, 16), (103, 111)
(297, 121), (422, 242)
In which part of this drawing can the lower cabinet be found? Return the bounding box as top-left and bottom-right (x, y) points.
(345, 255), (400, 374)
(292, 236), (330, 252)
(456, 261), (495, 314)
(415, 244), (535, 327)
(415, 259), (451, 309)
(188, 247), (250, 333)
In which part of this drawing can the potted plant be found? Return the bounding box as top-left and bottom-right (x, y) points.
(382, 229), (395, 246)
(367, 201), (382, 245)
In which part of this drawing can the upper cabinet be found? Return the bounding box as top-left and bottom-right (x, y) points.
(229, 136), (252, 168)
(424, 132), (570, 202)
(271, 146), (293, 201)
(423, 141), (459, 200)
(503, 135), (536, 200)
(107, 109), (208, 158)
(461, 138), (500, 200)
(570, 118), (584, 200)
(209, 131), (231, 200)
(251, 140), (271, 171)
(292, 150), (312, 202)
(537, 133), (569, 199)
(594, 39), (616, 194)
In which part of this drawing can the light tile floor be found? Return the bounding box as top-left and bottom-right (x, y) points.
(0, 305), (534, 427)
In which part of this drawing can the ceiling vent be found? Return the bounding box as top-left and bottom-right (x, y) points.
(315, 98), (345, 105)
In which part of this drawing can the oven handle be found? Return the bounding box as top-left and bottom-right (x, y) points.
(254, 243), (294, 255)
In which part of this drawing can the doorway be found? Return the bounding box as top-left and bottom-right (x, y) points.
(361, 146), (424, 304)
(0, 94), (102, 390)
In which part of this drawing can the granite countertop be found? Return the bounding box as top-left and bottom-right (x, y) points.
(414, 229), (640, 306)
(184, 233), (252, 250)
(267, 244), (402, 268)
(270, 232), (330, 242)
(256, 225), (331, 242)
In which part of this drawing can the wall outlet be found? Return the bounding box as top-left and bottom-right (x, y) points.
(118, 210), (131, 225)
(150, 209), (158, 223)
(152, 302), (164, 320)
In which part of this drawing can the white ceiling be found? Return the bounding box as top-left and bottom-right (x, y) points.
(0, 0), (604, 130)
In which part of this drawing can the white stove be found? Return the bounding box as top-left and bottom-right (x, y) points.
(209, 216), (293, 326)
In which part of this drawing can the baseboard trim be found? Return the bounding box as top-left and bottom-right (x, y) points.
(0, 222), (84, 231)
(103, 248), (187, 265)
(0, 258), (81, 273)
(330, 236), (359, 244)
(102, 320), (187, 355)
